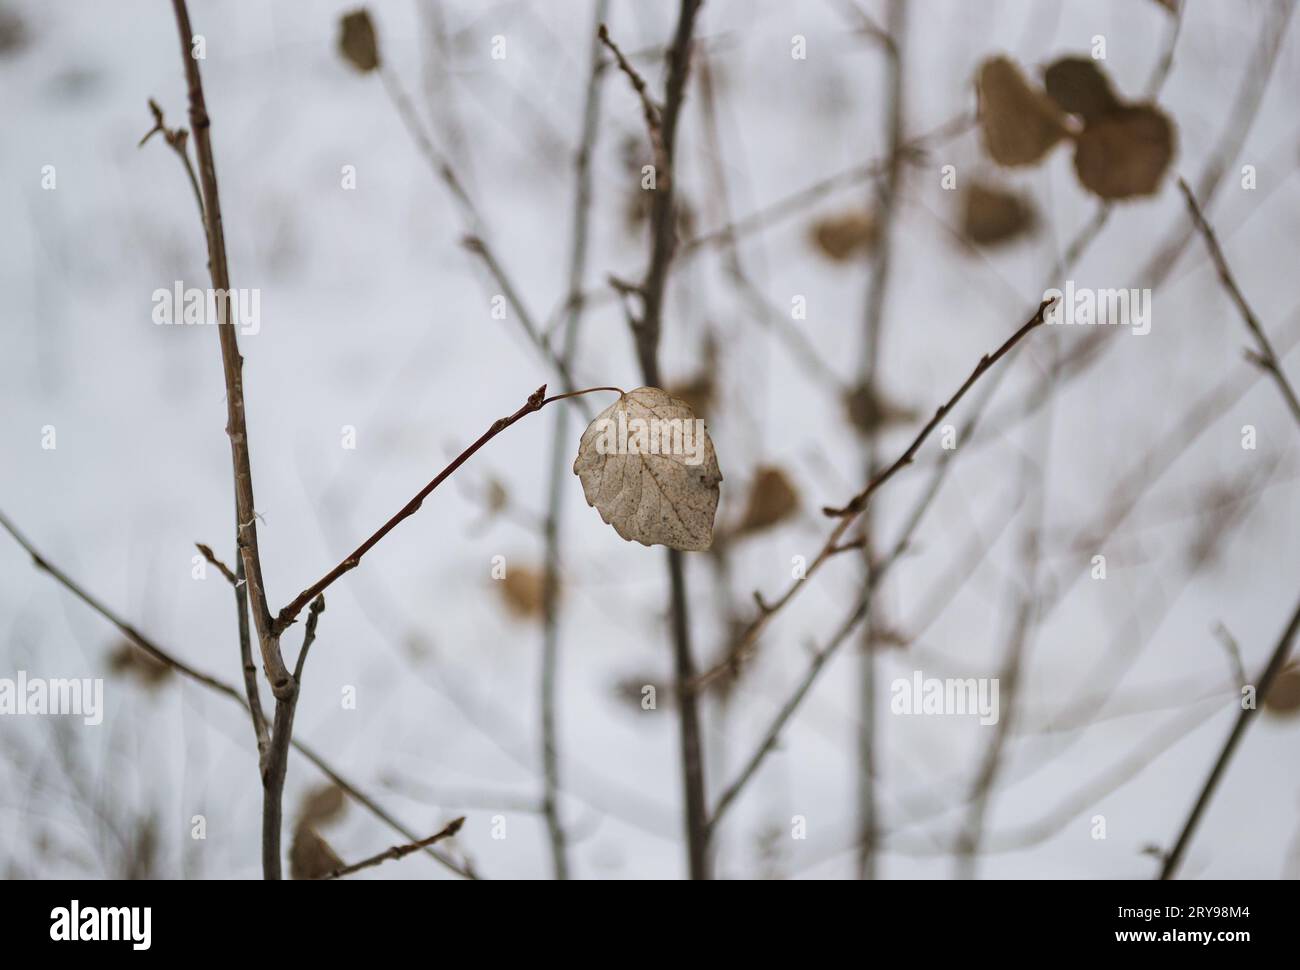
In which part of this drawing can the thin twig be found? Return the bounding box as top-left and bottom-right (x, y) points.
(168, 0), (290, 698)
(321, 817), (465, 880)
(1160, 590), (1300, 878)
(1177, 177), (1300, 429)
(0, 508), (475, 879)
(274, 385), (622, 631)
(197, 541), (269, 770)
(692, 297), (1057, 691)
(377, 64), (586, 402)
(537, 0), (609, 882)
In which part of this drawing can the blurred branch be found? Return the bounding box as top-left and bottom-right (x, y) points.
(693, 297), (1057, 692)
(605, 1), (710, 879)
(1161, 589), (1300, 878)
(378, 63), (586, 401)
(681, 113), (970, 257)
(1177, 177), (1300, 428)
(0, 508), (476, 879)
(537, 0), (610, 881)
(851, 0), (906, 880)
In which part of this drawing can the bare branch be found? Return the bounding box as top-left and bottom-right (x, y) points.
(1161, 589), (1300, 878)
(275, 385), (621, 631)
(321, 817), (465, 880)
(0, 508), (475, 879)
(1177, 176), (1300, 429)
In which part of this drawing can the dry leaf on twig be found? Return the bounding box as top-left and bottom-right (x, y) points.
(574, 387), (722, 552)
(977, 56), (1069, 167)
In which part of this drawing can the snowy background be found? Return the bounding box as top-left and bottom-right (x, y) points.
(1, 0), (1298, 879)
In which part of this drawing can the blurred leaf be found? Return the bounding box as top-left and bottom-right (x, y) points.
(290, 825), (343, 880)
(1264, 663), (1300, 717)
(961, 181), (1037, 246)
(1044, 57), (1122, 124)
(338, 9), (380, 73)
(977, 56), (1070, 167)
(1073, 104), (1175, 199)
(107, 640), (171, 688)
(483, 477), (509, 517)
(299, 784), (346, 827)
(736, 467), (800, 536)
(0, 5), (28, 58)
(843, 383), (920, 434)
(498, 565), (548, 619)
(809, 211), (876, 261)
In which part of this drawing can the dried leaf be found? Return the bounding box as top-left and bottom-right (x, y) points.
(338, 9), (380, 73)
(299, 784), (346, 827)
(574, 388), (723, 552)
(810, 211), (876, 261)
(1072, 104), (1175, 199)
(0, 6), (28, 58)
(1264, 663), (1300, 717)
(843, 383), (920, 434)
(290, 825), (343, 880)
(736, 467), (800, 536)
(107, 639), (172, 688)
(665, 373), (715, 419)
(961, 181), (1037, 246)
(977, 56), (1070, 167)
(1043, 57), (1121, 124)
(483, 477), (509, 516)
(497, 565), (550, 619)
(665, 335), (719, 419)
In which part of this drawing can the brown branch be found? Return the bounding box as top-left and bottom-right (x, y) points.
(138, 99), (204, 222)
(1160, 589), (1300, 878)
(168, 0), (297, 880)
(321, 817), (465, 880)
(598, 23), (662, 134)
(611, 0), (708, 880)
(1177, 177), (1300, 429)
(168, 0), (290, 699)
(692, 297), (1057, 692)
(197, 541), (269, 770)
(0, 508), (475, 879)
(274, 385), (622, 632)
